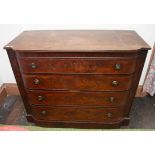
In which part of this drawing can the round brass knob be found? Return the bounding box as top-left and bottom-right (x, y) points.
(34, 78), (40, 85)
(31, 63), (37, 69)
(38, 95), (44, 101)
(107, 112), (112, 118)
(115, 64), (121, 70)
(109, 97), (115, 103)
(112, 80), (119, 86)
(41, 110), (47, 115)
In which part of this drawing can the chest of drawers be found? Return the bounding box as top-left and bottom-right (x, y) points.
(4, 30), (150, 128)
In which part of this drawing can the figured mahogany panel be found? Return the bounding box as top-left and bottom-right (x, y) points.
(18, 58), (136, 74)
(27, 90), (129, 107)
(23, 74), (133, 91)
(31, 106), (124, 122)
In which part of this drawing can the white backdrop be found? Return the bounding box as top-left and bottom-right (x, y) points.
(0, 24), (155, 85)
(0, 0), (155, 154)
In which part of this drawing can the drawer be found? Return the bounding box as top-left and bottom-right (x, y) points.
(18, 58), (136, 74)
(28, 90), (129, 107)
(23, 74), (133, 91)
(31, 106), (124, 122)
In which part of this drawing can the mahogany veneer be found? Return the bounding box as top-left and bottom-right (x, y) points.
(4, 30), (151, 128)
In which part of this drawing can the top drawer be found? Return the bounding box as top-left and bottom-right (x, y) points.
(18, 58), (136, 74)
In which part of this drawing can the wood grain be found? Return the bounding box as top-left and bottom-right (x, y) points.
(4, 30), (149, 128)
(31, 106), (124, 122)
(1, 83), (145, 97)
(18, 57), (136, 74)
(27, 90), (129, 107)
(4, 30), (151, 51)
(6, 50), (32, 115)
(23, 74), (133, 91)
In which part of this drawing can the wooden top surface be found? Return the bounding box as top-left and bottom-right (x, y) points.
(4, 30), (151, 52)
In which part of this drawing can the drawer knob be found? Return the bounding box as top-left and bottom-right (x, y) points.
(107, 112), (112, 118)
(115, 64), (121, 70)
(31, 63), (37, 69)
(112, 80), (119, 86)
(41, 110), (47, 115)
(34, 78), (40, 85)
(109, 97), (115, 103)
(38, 95), (44, 101)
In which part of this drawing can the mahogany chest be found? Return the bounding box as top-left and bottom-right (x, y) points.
(4, 30), (150, 128)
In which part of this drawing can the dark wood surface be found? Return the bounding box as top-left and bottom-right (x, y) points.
(23, 74), (133, 91)
(4, 30), (150, 128)
(124, 51), (147, 117)
(18, 57), (136, 74)
(16, 51), (139, 57)
(27, 90), (129, 107)
(1, 95), (155, 129)
(31, 105), (124, 122)
(4, 30), (150, 51)
(7, 50), (32, 115)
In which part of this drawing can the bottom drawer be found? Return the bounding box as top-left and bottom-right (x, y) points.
(31, 106), (124, 123)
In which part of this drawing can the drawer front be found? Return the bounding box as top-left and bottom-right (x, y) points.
(28, 90), (129, 107)
(31, 106), (124, 122)
(23, 74), (133, 91)
(18, 58), (136, 74)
